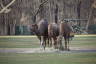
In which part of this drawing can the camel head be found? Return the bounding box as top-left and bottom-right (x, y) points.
(30, 24), (38, 34)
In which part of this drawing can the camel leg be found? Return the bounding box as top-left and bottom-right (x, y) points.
(36, 36), (41, 48)
(53, 37), (58, 49)
(60, 40), (64, 50)
(47, 37), (50, 47)
(64, 36), (67, 50)
(43, 36), (47, 50)
(57, 35), (64, 50)
(48, 37), (52, 47)
(49, 37), (52, 47)
(67, 37), (70, 51)
(67, 34), (70, 51)
(40, 36), (45, 50)
(40, 36), (42, 47)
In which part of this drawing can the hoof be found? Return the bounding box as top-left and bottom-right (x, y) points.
(67, 48), (70, 51)
(64, 48), (70, 51)
(43, 46), (46, 50)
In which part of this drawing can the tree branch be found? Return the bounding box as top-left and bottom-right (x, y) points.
(0, 0), (16, 13)
(33, 0), (48, 16)
(0, 2), (11, 13)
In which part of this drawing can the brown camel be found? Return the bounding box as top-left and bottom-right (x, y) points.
(58, 21), (72, 51)
(48, 23), (59, 49)
(30, 19), (49, 50)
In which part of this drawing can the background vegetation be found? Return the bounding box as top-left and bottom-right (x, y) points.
(0, 0), (96, 35)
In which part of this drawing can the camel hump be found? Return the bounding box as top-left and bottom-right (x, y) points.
(38, 19), (48, 35)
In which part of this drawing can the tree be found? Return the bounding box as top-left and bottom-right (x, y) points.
(0, 0), (16, 35)
(86, 0), (96, 31)
(77, 0), (81, 26)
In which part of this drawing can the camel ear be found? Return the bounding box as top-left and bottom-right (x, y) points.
(31, 23), (37, 26)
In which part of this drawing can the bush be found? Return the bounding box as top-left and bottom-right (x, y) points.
(88, 24), (96, 34)
(15, 26), (31, 35)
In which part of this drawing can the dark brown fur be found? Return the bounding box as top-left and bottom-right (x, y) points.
(48, 23), (59, 49)
(31, 19), (49, 49)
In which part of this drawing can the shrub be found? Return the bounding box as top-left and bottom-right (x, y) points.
(88, 24), (96, 34)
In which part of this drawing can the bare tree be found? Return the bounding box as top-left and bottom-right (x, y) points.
(31, 0), (48, 23)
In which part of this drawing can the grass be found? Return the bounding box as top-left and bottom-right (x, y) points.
(0, 35), (96, 64)
(0, 36), (39, 48)
(0, 52), (96, 64)
(0, 35), (96, 48)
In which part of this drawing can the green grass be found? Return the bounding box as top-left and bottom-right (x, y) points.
(0, 36), (39, 48)
(70, 36), (96, 48)
(0, 35), (96, 64)
(0, 35), (96, 48)
(0, 52), (96, 64)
